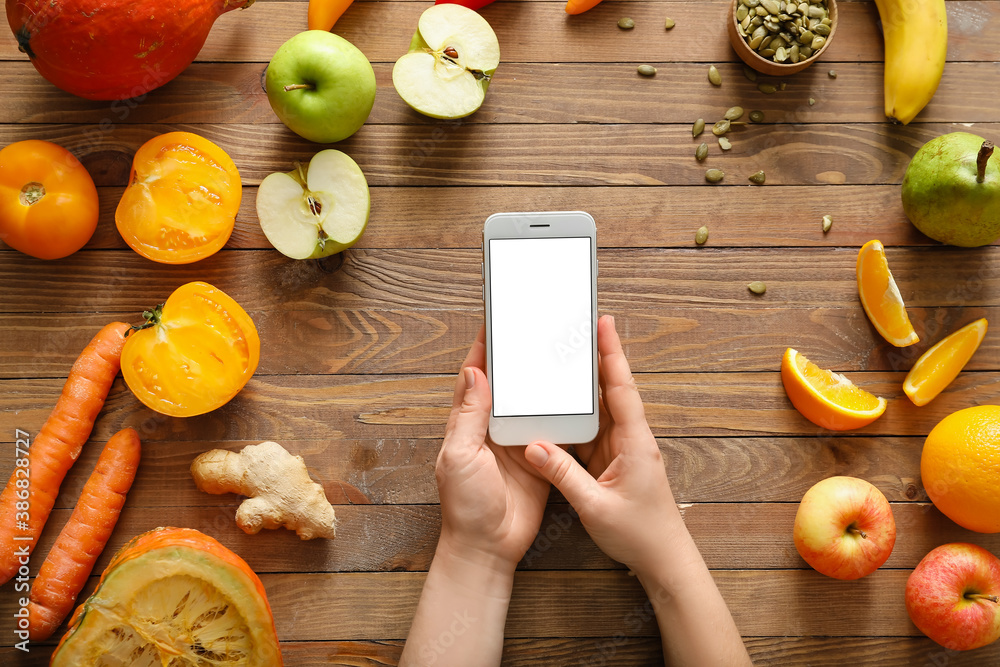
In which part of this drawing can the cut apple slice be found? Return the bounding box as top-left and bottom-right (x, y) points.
(51, 528), (282, 666)
(392, 4), (500, 119)
(256, 149), (370, 260)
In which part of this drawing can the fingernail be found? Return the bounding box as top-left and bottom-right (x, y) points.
(609, 314), (615, 327)
(525, 443), (549, 467)
(463, 367), (475, 390)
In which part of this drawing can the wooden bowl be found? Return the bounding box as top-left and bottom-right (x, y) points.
(727, 0), (838, 76)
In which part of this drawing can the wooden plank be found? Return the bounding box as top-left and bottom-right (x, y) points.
(2, 305), (996, 377)
(3, 2), (995, 64)
(2, 369), (998, 442)
(1, 183), (960, 253)
(5, 503), (996, 576)
(2, 636), (998, 666)
(5, 61), (1000, 125)
(0, 435), (934, 507)
(4, 122), (996, 187)
(1, 247), (998, 314)
(0, 569), (945, 639)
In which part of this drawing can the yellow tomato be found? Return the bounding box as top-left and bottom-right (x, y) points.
(122, 282), (259, 417)
(116, 132), (241, 264)
(0, 140), (99, 259)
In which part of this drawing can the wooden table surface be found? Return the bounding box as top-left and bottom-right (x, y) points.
(3, 0), (1000, 664)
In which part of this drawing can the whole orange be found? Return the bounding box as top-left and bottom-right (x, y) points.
(922, 406), (1000, 533)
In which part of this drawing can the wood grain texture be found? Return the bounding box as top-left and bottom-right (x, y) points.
(2, 369), (998, 443)
(2, 503), (995, 576)
(0, 569), (964, 639)
(2, 1), (995, 65)
(2, 636), (998, 666)
(2, 248), (1000, 314)
(1, 305), (996, 377)
(0, 435), (935, 507)
(1, 183), (964, 253)
(4, 122), (998, 187)
(5, 61), (1000, 125)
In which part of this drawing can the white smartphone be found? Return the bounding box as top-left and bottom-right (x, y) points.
(482, 211), (599, 446)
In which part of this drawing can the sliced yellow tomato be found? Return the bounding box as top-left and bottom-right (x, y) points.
(856, 239), (919, 347)
(781, 348), (887, 431)
(122, 281), (259, 417)
(51, 528), (282, 666)
(116, 132), (241, 264)
(903, 318), (988, 406)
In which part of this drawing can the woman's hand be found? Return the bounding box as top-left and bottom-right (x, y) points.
(436, 325), (551, 569)
(524, 315), (687, 575)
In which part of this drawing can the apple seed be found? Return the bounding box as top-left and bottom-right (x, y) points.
(444, 46), (458, 59)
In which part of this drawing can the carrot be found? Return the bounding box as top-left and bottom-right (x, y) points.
(27, 428), (141, 640)
(307, 0), (354, 31)
(0, 322), (129, 585)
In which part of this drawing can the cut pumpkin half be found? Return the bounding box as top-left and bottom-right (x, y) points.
(856, 239), (919, 347)
(781, 348), (887, 431)
(903, 318), (988, 406)
(51, 527), (282, 667)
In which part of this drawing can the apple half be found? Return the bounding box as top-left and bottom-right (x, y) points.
(256, 150), (370, 260)
(392, 4), (501, 119)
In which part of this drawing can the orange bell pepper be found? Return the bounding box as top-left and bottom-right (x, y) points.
(308, 0), (355, 31)
(565, 0), (604, 14)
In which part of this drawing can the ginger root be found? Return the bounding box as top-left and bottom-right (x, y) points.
(190, 441), (337, 540)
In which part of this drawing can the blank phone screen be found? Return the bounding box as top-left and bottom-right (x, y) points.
(488, 236), (594, 417)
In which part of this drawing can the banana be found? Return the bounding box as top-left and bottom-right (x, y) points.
(874, 0), (948, 125)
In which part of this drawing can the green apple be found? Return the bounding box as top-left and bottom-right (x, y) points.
(256, 150), (370, 260)
(265, 31), (377, 144)
(392, 4), (500, 119)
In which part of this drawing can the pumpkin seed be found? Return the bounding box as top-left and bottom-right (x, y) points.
(618, 17), (635, 29)
(747, 281), (767, 295)
(724, 106), (745, 121)
(708, 65), (722, 86)
(822, 214), (833, 232)
(749, 170), (766, 184)
(696, 142), (709, 161)
(637, 64), (657, 76)
(774, 46), (788, 62)
(712, 119), (731, 136)
(761, 0), (780, 14)
(813, 22), (831, 35)
(799, 46), (814, 57)
(811, 35), (826, 50)
(693, 118), (705, 138)
(778, 82), (787, 91)
(758, 82), (778, 94)
(747, 0), (760, 7)
(828, 69), (837, 78)
(664, 17), (676, 29)
(749, 109), (765, 123)
(737, 4), (749, 21)
(705, 168), (725, 183)
(695, 226), (709, 245)
(759, 48), (776, 57)
(718, 137), (732, 151)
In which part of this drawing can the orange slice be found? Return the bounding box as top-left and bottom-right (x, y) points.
(856, 240), (919, 347)
(781, 348), (887, 431)
(903, 318), (988, 406)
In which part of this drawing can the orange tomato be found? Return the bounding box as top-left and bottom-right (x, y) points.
(116, 132), (241, 264)
(122, 282), (259, 417)
(0, 140), (99, 259)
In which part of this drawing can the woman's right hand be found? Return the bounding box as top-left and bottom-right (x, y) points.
(524, 315), (692, 577)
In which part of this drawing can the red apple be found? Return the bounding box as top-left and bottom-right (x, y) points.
(793, 476), (896, 580)
(906, 543), (1000, 651)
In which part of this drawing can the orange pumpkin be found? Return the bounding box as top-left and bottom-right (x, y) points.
(51, 527), (283, 665)
(6, 0), (253, 100)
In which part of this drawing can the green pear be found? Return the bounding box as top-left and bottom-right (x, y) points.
(902, 132), (1000, 247)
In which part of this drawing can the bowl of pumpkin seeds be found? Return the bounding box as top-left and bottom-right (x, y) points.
(728, 0), (837, 75)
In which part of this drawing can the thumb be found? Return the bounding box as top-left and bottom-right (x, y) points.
(525, 441), (601, 509)
(446, 367), (491, 450)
